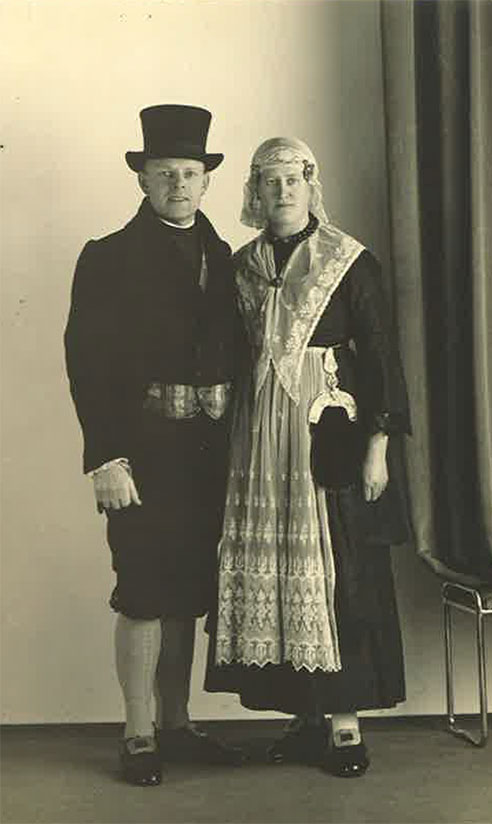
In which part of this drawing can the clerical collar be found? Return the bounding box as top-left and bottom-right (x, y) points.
(266, 213), (318, 245)
(159, 217), (196, 230)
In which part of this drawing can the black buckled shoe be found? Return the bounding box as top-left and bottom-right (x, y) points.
(324, 739), (370, 778)
(267, 719), (329, 766)
(158, 724), (246, 766)
(120, 737), (162, 786)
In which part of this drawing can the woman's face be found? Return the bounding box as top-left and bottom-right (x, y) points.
(257, 162), (311, 235)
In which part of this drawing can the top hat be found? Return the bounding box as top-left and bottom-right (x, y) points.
(125, 105), (224, 172)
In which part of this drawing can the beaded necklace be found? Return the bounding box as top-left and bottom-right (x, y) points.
(266, 213), (319, 286)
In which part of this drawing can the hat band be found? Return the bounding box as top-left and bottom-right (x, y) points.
(142, 140), (208, 158)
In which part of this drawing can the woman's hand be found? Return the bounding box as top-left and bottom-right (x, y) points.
(362, 432), (389, 502)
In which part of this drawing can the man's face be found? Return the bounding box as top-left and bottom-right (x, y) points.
(138, 158), (209, 224)
(257, 162), (311, 233)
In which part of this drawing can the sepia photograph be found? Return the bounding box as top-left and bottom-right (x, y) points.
(1, 1), (491, 822)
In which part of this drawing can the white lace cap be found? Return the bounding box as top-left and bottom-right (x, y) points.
(240, 137), (330, 229)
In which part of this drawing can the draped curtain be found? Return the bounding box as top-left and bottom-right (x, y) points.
(380, 0), (492, 583)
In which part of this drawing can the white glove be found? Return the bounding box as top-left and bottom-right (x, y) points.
(92, 461), (142, 511)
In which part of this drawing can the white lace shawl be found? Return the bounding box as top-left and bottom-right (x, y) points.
(234, 223), (365, 404)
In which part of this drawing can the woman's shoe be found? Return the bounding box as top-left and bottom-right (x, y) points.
(120, 737), (162, 786)
(323, 738), (370, 778)
(267, 719), (329, 766)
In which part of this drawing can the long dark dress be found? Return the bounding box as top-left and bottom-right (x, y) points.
(205, 219), (411, 714)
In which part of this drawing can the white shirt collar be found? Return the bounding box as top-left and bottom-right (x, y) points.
(159, 217), (196, 230)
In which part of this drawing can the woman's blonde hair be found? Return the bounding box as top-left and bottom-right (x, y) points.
(240, 137), (329, 229)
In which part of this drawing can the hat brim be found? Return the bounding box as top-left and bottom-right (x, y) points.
(125, 151), (224, 173)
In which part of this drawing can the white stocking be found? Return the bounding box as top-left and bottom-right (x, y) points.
(331, 713), (362, 746)
(115, 614), (162, 740)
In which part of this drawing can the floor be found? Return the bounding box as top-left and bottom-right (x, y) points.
(1, 718), (491, 824)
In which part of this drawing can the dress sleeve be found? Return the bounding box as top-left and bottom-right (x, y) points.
(347, 250), (411, 436)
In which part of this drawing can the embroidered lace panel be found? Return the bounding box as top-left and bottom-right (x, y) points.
(235, 223), (364, 404)
(216, 470), (340, 673)
(215, 351), (341, 674)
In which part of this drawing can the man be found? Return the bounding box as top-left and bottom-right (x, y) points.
(65, 105), (243, 786)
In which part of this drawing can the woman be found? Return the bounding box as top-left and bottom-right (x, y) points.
(205, 137), (411, 777)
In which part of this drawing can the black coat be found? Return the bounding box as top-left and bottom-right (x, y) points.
(65, 200), (241, 618)
(65, 199), (238, 473)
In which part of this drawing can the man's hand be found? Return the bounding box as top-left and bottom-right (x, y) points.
(93, 463), (142, 511)
(362, 432), (389, 502)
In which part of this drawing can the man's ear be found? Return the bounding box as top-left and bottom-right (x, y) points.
(202, 172), (210, 194)
(138, 171), (149, 195)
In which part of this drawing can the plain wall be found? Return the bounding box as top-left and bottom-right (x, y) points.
(1, 0), (490, 723)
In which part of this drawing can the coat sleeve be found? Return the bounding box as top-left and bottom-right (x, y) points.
(64, 240), (135, 472)
(348, 250), (411, 436)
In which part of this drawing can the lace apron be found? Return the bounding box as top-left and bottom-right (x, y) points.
(215, 225), (364, 673)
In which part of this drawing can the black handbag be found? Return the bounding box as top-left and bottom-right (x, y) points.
(310, 406), (366, 490)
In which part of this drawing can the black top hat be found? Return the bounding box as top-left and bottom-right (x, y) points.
(125, 105), (224, 172)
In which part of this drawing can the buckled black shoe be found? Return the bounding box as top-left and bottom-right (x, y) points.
(120, 737), (162, 786)
(323, 738), (370, 778)
(158, 724), (246, 766)
(267, 718), (329, 766)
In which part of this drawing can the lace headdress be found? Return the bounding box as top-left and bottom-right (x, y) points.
(240, 136), (330, 229)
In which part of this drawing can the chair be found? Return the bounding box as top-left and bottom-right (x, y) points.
(442, 581), (492, 747)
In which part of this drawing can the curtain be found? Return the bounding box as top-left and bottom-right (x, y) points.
(380, 0), (492, 584)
